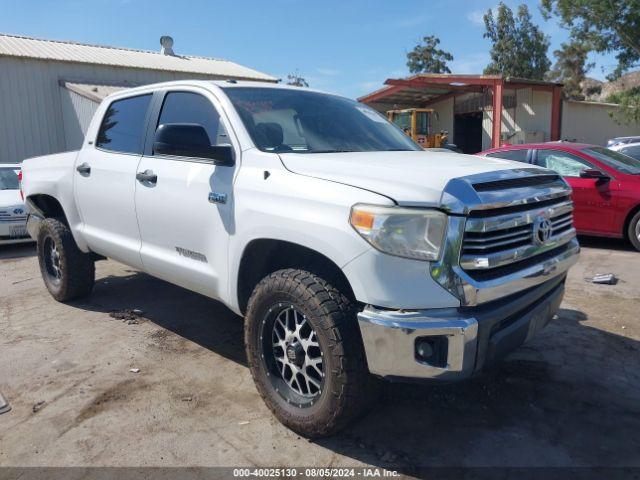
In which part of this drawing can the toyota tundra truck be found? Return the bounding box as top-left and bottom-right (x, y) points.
(21, 81), (580, 437)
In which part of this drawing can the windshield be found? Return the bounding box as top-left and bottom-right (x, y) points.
(584, 147), (640, 175)
(222, 87), (421, 154)
(0, 167), (20, 190)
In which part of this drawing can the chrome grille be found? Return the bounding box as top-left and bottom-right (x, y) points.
(460, 195), (576, 271)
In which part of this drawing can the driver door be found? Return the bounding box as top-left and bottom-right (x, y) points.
(134, 88), (236, 300)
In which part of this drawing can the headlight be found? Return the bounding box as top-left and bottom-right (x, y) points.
(350, 204), (447, 261)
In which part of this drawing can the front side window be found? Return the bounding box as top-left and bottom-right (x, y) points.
(536, 149), (592, 177)
(584, 147), (640, 174)
(96, 94), (152, 154)
(222, 87), (420, 154)
(0, 167), (20, 190)
(486, 149), (529, 163)
(156, 91), (229, 149)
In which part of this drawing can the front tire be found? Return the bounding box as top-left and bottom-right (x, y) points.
(37, 218), (95, 302)
(628, 211), (640, 252)
(245, 269), (373, 437)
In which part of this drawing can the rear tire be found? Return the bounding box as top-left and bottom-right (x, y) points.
(37, 218), (95, 302)
(627, 211), (640, 252)
(245, 269), (374, 438)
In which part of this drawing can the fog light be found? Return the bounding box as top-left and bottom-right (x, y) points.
(415, 336), (448, 368)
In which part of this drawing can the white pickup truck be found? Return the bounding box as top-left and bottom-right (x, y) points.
(22, 80), (579, 437)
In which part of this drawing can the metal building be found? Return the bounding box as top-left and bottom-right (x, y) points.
(0, 33), (277, 163)
(359, 74), (640, 153)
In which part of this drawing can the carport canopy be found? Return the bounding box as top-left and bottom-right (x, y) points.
(358, 74), (563, 148)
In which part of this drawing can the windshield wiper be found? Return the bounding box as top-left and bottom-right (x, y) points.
(308, 149), (355, 153)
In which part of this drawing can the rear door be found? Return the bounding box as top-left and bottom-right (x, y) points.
(534, 148), (616, 234)
(74, 94), (152, 267)
(134, 88), (237, 299)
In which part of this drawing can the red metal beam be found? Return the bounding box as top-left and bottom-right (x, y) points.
(492, 81), (503, 148)
(386, 76), (500, 87)
(550, 85), (562, 141)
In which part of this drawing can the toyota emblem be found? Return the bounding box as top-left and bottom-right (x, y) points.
(533, 216), (553, 246)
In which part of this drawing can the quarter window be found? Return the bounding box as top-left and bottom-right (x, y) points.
(155, 92), (229, 151)
(96, 94), (152, 154)
(485, 149), (529, 163)
(536, 149), (592, 177)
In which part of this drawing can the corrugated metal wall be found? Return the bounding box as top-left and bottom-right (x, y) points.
(481, 88), (553, 149)
(0, 57), (229, 163)
(60, 87), (99, 150)
(429, 97), (454, 138)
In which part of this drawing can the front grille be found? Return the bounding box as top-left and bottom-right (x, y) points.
(460, 194), (576, 274)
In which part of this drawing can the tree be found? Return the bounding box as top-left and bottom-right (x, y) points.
(483, 2), (551, 80)
(547, 40), (594, 100)
(286, 73), (309, 87)
(606, 87), (640, 125)
(406, 35), (453, 74)
(541, 0), (640, 79)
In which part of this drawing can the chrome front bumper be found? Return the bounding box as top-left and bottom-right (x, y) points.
(358, 274), (567, 380)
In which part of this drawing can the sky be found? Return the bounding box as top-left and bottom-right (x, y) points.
(0, 0), (618, 99)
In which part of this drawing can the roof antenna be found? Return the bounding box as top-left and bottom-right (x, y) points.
(160, 36), (175, 56)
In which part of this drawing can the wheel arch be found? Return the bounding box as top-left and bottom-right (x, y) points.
(623, 203), (640, 240)
(26, 194), (68, 222)
(236, 238), (356, 315)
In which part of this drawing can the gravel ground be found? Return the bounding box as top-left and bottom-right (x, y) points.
(1, 238), (639, 473)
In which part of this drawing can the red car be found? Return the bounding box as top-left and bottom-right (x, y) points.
(480, 142), (640, 251)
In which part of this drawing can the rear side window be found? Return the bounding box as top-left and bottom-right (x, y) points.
(96, 94), (152, 154)
(156, 92), (229, 148)
(485, 149), (529, 162)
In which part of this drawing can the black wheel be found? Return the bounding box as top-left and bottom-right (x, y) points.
(245, 269), (374, 438)
(628, 211), (640, 252)
(37, 218), (95, 302)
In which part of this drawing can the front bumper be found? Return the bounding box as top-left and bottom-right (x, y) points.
(357, 274), (566, 381)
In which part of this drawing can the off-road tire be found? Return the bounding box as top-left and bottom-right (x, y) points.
(37, 217), (95, 302)
(628, 211), (640, 252)
(245, 268), (374, 437)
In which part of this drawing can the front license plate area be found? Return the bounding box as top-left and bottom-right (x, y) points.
(9, 225), (28, 238)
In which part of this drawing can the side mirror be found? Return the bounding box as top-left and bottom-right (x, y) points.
(580, 168), (609, 180)
(153, 123), (235, 166)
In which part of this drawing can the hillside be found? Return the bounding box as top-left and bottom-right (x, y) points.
(582, 70), (640, 102)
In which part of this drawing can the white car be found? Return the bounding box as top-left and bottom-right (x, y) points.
(610, 141), (640, 161)
(0, 163), (30, 245)
(607, 136), (640, 148)
(21, 81), (579, 437)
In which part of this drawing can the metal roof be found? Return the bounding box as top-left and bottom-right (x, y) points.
(359, 74), (563, 109)
(0, 33), (277, 82)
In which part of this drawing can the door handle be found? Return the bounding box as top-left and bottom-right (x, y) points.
(136, 169), (157, 184)
(76, 162), (91, 175)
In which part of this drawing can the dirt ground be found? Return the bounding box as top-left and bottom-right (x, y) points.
(1, 237), (639, 473)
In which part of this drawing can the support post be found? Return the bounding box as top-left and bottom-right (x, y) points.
(550, 86), (562, 141)
(492, 81), (503, 148)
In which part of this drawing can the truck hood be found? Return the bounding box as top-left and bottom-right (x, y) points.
(0, 189), (24, 209)
(279, 150), (527, 206)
